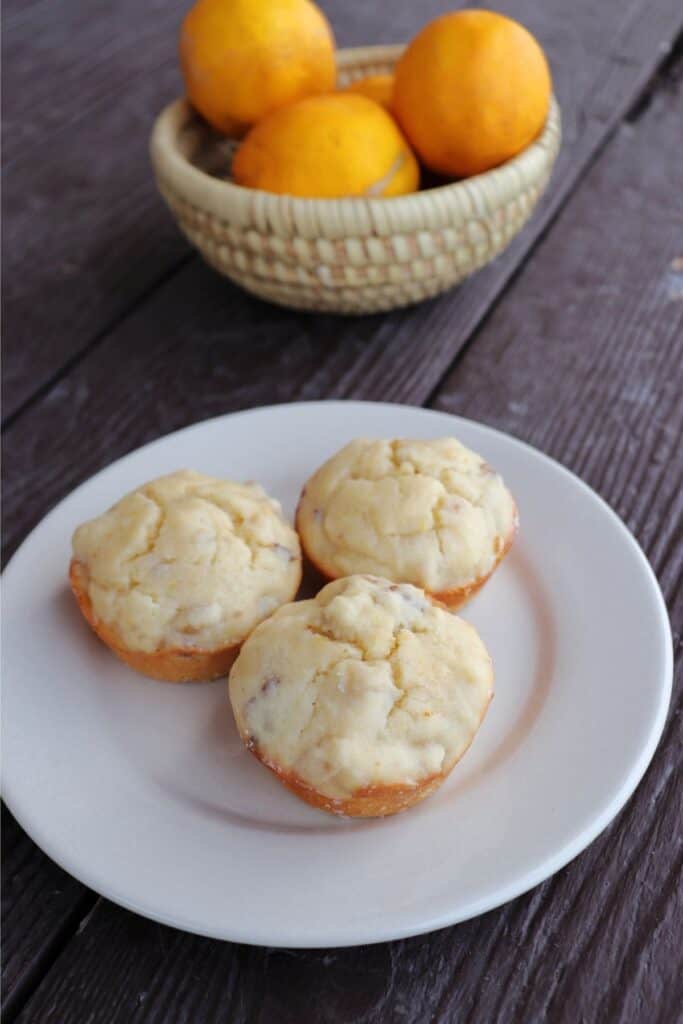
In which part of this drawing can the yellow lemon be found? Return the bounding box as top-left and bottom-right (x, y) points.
(393, 10), (552, 177)
(232, 93), (420, 198)
(180, 0), (336, 135)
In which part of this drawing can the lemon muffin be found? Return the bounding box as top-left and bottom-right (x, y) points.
(296, 438), (517, 608)
(229, 574), (493, 816)
(70, 470), (301, 682)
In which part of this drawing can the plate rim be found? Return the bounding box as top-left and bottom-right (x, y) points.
(1, 400), (674, 947)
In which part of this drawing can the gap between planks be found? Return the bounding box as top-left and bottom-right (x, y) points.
(415, 28), (682, 412)
(3, 14), (681, 438)
(1, 253), (193, 434)
(2, 891), (97, 1024)
(2, 13), (681, 1024)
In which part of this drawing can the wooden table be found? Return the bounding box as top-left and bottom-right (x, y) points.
(3, 2), (682, 1020)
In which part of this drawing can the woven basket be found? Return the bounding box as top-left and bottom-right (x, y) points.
(150, 45), (561, 314)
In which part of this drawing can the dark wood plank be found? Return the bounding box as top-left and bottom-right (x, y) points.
(10, 750), (682, 1024)
(2, 15), (681, 1012)
(2, 0), (184, 168)
(1, 809), (96, 1021)
(9, 35), (682, 1024)
(426, 56), (683, 1024)
(1, 0), (189, 421)
(0, 0), (454, 166)
(1, 0), (641, 167)
(324, 7), (683, 406)
(3, 0), (681, 422)
(0, 0), (464, 423)
(4, 2), (682, 560)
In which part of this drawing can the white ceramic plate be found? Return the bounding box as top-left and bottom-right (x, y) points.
(2, 402), (672, 947)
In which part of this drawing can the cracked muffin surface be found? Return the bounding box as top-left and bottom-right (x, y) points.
(229, 574), (493, 816)
(70, 470), (301, 677)
(296, 438), (517, 607)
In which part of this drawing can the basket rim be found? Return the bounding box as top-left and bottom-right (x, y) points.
(150, 43), (561, 227)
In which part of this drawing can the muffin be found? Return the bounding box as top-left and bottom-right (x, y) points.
(70, 470), (301, 682)
(296, 438), (517, 608)
(229, 574), (493, 816)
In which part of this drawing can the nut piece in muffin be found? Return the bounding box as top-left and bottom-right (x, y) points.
(70, 470), (301, 682)
(296, 438), (517, 609)
(229, 574), (493, 817)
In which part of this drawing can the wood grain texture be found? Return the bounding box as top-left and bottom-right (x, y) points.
(0, 0), (457, 421)
(1, 0), (190, 421)
(324, 5), (683, 407)
(7, 34), (682, 1024)
(3, 0), (681, 420)
(2, 20), (681, 1018)
(2, 0), (185, 168)
(1, 808), (95, 1020)
(4, 2), (682, 560)
(429, 60), (683, 1024)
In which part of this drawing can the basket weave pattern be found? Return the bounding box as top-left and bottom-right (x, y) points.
(151, 46), (561, 314)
